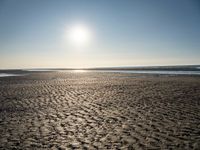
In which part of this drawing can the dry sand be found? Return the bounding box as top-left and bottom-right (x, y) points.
(0, 72), (200, 149)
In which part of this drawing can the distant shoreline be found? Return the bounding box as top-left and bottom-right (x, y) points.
(0, 65), (200, 72)
(1, 65), (200, 77)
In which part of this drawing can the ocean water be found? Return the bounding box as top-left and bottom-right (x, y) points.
(24, 69), (55, 72)
(61, 66), (200, 75)
(25, 67), (200, 75)
(1, 66), (200, 77)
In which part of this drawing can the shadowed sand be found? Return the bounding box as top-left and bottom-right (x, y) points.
(0, 72), (200, 149)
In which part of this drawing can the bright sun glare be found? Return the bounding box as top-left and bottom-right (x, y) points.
(67, 24), (92, 47)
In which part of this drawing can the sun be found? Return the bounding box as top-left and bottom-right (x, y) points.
(67, 24), (92, 47)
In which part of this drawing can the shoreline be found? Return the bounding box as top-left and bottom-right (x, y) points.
(1, 69), (200, 77)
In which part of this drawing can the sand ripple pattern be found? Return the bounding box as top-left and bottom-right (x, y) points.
(0, 72), (200, 149)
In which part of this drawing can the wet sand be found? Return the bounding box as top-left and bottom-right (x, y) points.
(0, 72), (200, 149)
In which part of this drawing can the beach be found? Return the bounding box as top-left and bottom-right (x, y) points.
(0, 71), (200, 149)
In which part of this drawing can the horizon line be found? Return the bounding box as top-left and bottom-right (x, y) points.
(0, 64), (200, 70)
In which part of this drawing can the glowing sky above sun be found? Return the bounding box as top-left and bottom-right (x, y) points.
(0, 0), (200, 69)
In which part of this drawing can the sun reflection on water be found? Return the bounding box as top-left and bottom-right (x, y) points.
(73, 70), (87, 73)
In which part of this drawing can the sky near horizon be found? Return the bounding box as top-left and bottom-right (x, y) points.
(0, 0), (200, 69)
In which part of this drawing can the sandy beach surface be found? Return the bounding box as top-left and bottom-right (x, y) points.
(0, 71), (200, 149)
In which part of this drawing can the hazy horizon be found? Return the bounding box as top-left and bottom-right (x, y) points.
(1, 0), (200, 69)
(1, 63), (200, 70)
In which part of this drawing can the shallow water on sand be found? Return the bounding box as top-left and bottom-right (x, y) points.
(0, 73), (22, 77)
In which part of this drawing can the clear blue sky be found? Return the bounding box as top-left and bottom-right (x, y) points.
(0, 0), (200, 68)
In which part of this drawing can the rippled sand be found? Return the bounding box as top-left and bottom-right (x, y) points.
(0, 72), (200, 149)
